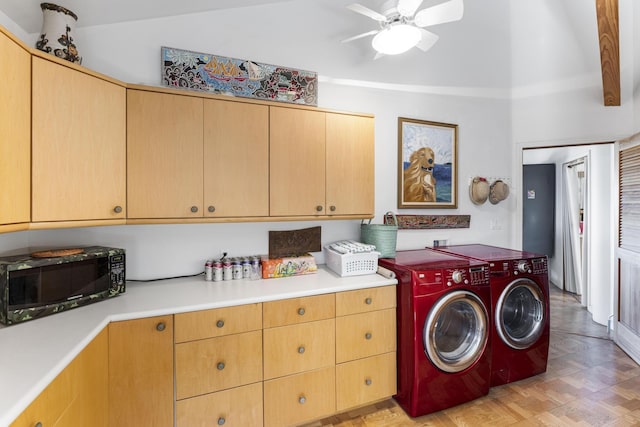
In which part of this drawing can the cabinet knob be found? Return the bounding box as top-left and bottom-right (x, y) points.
(216, 319), (225, 328)
(191, 206), (199, 213)
(217, 362), (225, 371)
(298, 395), (306, 404)
(365, 297), (372, 305)
(156, 322), (166, 332)
(208, 205), (216, 213)
(217, 417), (226, 425)
(330, 205), (336, 212)
(297, 307), (305, 316)
(35, 423), (43, 427)
(365, 378), (372, 386)
(298, 346), (305, 354)
(365, 332), (372, 340)
(316, 205), (323, 212)
(113, 205), (123, 214)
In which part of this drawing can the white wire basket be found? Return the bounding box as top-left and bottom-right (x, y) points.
(324, 246), (379, 277)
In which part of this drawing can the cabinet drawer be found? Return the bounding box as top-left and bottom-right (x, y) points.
(336, 285), (396, 316)
(336, 352), (397, 411)
(175, 330), (262, 399)
(263, 294), (334, 328)
(176, 382), (263, 427)
(263, 318), (335, 380)
(264, 367), (335, 427)
(174, 303), (261, 343)
(336, 309), (396, 363)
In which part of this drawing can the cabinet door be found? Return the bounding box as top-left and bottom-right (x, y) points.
(203, 100), (269, 217)
(263, 318), (335, 379)
(176, 382), (263, 427)
(109, 316), (174, 427)
(127, 90), (203, 218)
(10, 328), (108, 427)
(175, 330), (262, 399)
(335, 308), (396, 363)
(270, 107), (326, 216)
(31, 57), (126, 222)
(336, 352), (396, 411)
(263, 367), (335, 427)
(0, 31), (30, 227)
(326, 113), (374, 216)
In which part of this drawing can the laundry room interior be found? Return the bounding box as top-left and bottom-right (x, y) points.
(1, 0), (640, 426)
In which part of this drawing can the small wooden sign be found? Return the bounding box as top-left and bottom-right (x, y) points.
(268, 226), (321, 258)
(385, 214), (471, 230)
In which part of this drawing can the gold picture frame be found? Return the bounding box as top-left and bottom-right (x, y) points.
(398, 117), (458, 209)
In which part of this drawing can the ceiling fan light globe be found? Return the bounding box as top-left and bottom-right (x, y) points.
(371, 24), (421, 55)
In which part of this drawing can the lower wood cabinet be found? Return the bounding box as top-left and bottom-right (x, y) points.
(336, 351), (396, 411)
(176, 382), (263, 427)
(108, 315), (174, 427)
(10, 328), (108, 427)
(263, 366), (336, 427)
(175, 330), (262, 399)
(11, 285), (395, 427)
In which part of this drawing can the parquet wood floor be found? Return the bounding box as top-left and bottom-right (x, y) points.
(303, 286), (640, 426)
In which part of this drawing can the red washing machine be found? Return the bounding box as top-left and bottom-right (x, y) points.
(433, 244), (550, 386)
(379, 249), (492, 417)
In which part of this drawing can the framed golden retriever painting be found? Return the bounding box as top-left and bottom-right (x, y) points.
(398, 117), (458, 209)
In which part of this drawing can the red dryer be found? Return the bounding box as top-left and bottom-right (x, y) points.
(434, 244), (550, 386)
(379, 249), (492, 417)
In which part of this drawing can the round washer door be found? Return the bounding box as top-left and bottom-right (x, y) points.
(423, 290), (489, 373)
(496, 278), (545, 350)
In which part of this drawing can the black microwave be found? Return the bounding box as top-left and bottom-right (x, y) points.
(0, 246), (125, 325)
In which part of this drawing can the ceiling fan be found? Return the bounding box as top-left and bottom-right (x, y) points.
(343, 0), (464, 56)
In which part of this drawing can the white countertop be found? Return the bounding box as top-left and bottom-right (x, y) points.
(0, 266), (396, 427)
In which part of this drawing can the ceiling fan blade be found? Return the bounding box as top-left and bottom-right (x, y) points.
(414, 0), (464, 27)
(341, 30), (380, 43)
(346, 3), (388, 22)
(397, 0), (424, 17)
(415, 28), (440, 51)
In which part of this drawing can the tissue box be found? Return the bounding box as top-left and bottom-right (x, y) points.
(261, 254), (317, 279)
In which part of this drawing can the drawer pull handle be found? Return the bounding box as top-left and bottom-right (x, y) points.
(156, 322), (166, 332)
(191, 206), (199, 213)
(114, 205), (123, 214)
(298, 307), (305, 316)
(299, 395), (306, 404)
(298, 346), (305, 354)
(35, 423), (43, 427)
(330, 205), (336, 212)
(365, 378), (372, 386)
(365, 332), (372, 340)
(217, 362), (225, 370)
(365, 297), (373, 305)
(316, 205), (323, 212)
(216, 320), (225, 328)
(217, 417), (226, 425)
(208, 205), (216, 213)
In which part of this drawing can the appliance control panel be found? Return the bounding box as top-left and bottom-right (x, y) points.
(443, 266), (489, 287)
(510, 257), (548, 275)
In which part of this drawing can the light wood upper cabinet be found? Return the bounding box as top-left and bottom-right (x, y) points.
(109, 315), (174, 427)
(31, 56), (126, 223)
(0, 30), (30, 229)
(203, 99), (269, 217)
(270, 106), (326, 216)
(326, 113), (374, 216)
(127, 90), (204, 218)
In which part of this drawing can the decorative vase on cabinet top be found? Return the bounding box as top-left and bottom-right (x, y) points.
(35, 2), (82, 64)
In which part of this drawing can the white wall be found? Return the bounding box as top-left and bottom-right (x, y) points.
(0, 4), (514, 280)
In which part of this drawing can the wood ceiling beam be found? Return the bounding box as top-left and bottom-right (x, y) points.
(596, 0), (620, 106)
